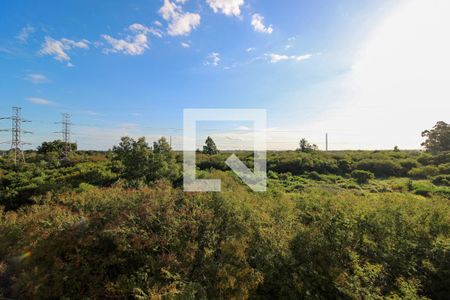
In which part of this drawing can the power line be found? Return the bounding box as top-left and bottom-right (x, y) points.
(0, 107), (32, 164)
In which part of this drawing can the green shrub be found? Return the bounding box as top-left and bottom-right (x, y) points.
(411, 181), (434, 196)
(351, 170), (375, 184)
(432, 175), (450, 186)
(438, 163), (450, 174)
(399, 159), (419, 173)
(307, 171), (322, 181)
(336, 159), (353, 174)
(432, 152), (450, 165)
(197, 156), (228, 170)
(408, 166), (440, 179)
(354, 159), (402, 177)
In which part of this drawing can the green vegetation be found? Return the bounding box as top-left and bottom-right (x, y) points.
(421, 121), (450, 153)
(37, 139), (77, 155)
(298, 138), (318, 153)
(0, 122), (449, 299)
(203, 136), (220, 155)
(351, 169), (374, 184)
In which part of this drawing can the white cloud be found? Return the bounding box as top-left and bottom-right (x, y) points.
(160, 0), (179, 20)
(129, 23), (163, 38)
(251, 13), (273, 34)
(24, 73), (49, 84)
(168, 13), (201, 36)
(154, 20), (163, 27)
(246, 47), (256, 52)
(17, 25), (35, 43)
(206, 0), (244, 17)
(102, 23), (162, 55)
(60, 38), (90, 49)
(266, 53), (312, 63)
(39, 36), (90, 65)
(181, 41), (191, 48)
(102, 34), (148, 55)
(205, 52), (221, 66)
(26, 97), (55, 106)
(159, 0), (201, 36)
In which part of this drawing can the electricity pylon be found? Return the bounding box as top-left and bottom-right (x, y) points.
(0, 107), (32, 164)
(55, 113), (72, 160)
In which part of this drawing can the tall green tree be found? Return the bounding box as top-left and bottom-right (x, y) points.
(421, 121), (450, 153)
(150, 137), (180, 182)
(203, 136), (219, 155)
(113, 137), (152, 183)
(298, 138), (318, 153)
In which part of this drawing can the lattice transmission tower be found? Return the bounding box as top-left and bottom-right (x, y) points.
(0, 107), (32, 164)
(55, 113), (72, 160)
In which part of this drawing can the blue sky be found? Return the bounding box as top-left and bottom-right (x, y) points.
(1, 0), (448, 150)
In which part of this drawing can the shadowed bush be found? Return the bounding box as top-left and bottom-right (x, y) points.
(0, 173), (448, 299)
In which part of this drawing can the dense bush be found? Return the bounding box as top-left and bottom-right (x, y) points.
(0, 174), (448, 299)
(418, 152), (450, 165)
(337, 159), (352, 174)
(432, 175), (450, 186)
(197, 154), (228, 170)
(267, 152), (338, 175)
(353, 159), (403, 177)
(351, 170), (375, 184)
(0, 161), (117, 209)
(438, 163), (450, 174)
(291, 190), (450, 299)
(408, 166), (440, 179)
(399, 158), (419, 173)
(2, 145), (450, 298)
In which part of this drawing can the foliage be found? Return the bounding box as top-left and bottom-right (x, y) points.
(0, 161), (117, 209)
(150, 137), (181, 183)
(1, 142), (450, 298)
(0, 176), (448, 299)
(37, 140), (77, 154)
(351, 169), (375, 184)
(298, 138), (318, 153)
(203, 136), (219, 155)
(113, 136), (180, 186)
(113, 136), (153, 184)
(421, 121), (450, 153)
(408, 166), (440, 179)
(354, 159), (403, 177)
(432, 175), (450, 186)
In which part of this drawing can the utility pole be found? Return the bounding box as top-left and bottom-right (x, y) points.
(326, 133), (328, 152)
(0, 107), (32, 164)
(55, 113), (72, 160)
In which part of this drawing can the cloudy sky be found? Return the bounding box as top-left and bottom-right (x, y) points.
(0, 0), (449, 150)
